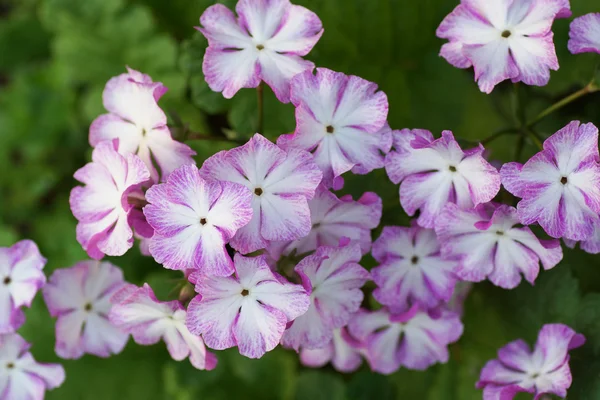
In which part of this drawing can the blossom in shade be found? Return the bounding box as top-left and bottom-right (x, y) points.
(0, 333), (65, 400)
(268, 186), (382, 259)
(89, 67), (195, 182)
(385, 129), (500, 228)
(0, 240), (46, 334)
(564, 218), (600, 254)
(198, 0), (323, 102)
(200, 134), (322, 254)
(109, 283), (217, 370)
(144, 164), (253, 276)
(281, 241), (369, 350)
(436, 0), (571, 93)
(348, 306), (463, 374)
(186, 254), (309, 359)
(501, 121), (600, 241)
(371, 225), (457, 313)
(42, 261), (129, 359)
(477, 323), (585, 399)
(70, 140), (150, 259)
(299, 327), (363, 373)
(436, 203), (563, 289)
(277, 69), (390, 189)
(568, 13), (600, 55)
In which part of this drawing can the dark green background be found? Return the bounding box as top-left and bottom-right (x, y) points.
(2, 0), (600, 398)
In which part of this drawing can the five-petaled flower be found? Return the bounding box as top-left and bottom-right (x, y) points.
(371, 225), (457, 313)
(436, 203), (563, 289)
(268, 186), (382, 259)
(477, 324), (585, 400)
(43, 261), (129, 359)
(278, 69), (390, 189)
(90, 67), (195, 182)
(109, 283), (217, 370)
(281, 241), (369, 350)
(385, 129), (500, 228)
(186, 254), (310, 359)
(437, 0), (571, 93)
(144, 164), (253, 276)
(70, 139), (150, 259)
(0, 240), (46, 334)
(198, 0), (323, 102)
(0, 333), (65, 400)
(348, 306), (463, 374)
(568, 13), (600, 55)
(501, 121), (600, 241)
(201, 133), (322, 254)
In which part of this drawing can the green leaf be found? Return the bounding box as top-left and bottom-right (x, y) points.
(295, 370), (346, 400)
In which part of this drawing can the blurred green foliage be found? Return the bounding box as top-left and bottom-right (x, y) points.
(2, 0), (600, 398)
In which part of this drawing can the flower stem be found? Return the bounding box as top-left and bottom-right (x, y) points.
(526, 81), (599, 127)
(257, 83), (264, 134)
(480, 127), (519, 145)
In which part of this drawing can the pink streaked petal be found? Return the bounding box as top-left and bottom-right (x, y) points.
(533, 323), (579, 372)
(258, 51), (314, 103)
(400, 171), (453, 228)
(230, 201), (268, 253)
(89, 114), (141, 154)
(263, 147), (322, 198)
(280, 301), (329, 350)
(102, 71), (167, 128)
(234, 301), (287, 358)
(236, 0), (289, 42)
(186, 293), (239, 351)
(198, 4), (252, 50)
(568, 13), (600, 55)
(260, 193), (311, 241)
(544, 121), (599, 174)
(436, 2), (498, 44)
(509, 34), (557, 87)
(497, 339), (531, 373)
(266, 4), (323, 56)
(463, 40), (519, 94)
(510, 0), (571, 35)
(202, 47), (261, 99)
(145, 126), (196, 180)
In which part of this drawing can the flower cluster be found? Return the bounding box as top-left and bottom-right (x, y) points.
(10, 0), (599, 398)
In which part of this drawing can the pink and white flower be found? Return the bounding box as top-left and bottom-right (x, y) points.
(277, 69), (390, 189)
(198, 0), (323, 102)
(70, 140), (150, 259)
(0, 240), (46, 334)
(200, 134), (322, 254)
(437, 0), (571, 93)
(385, 129), (500, 228)
(281, 242), (369, 350)
(299, 327), (364, 373)
(371, 225), (457, 313)
(0, 333), (65, 400)
(436, 203), (563, 289)
(42, 261), (129, 359)
(348, 306), (463, 374)
(564, 218), (600, 254)
(144, 164), (253, 276)
(568, 13), (600, 55)
(268, 186), (382, 259)
(501, 121), (600, 241)
(477, 324), (585, 400)
(89, 67), (195, 182)
(109, 283), (217, 370)
(186, 254), (309, 359)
